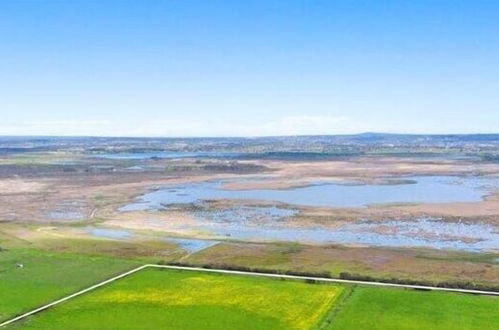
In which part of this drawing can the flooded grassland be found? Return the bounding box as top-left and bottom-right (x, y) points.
(113, 175), (498, 253)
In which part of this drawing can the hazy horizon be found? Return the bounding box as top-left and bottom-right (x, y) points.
(1, 131), (498, 140)
(2, 1), (498, 136)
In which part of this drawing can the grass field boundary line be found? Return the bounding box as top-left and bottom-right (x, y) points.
(148, 264), (499, 296)
(318, 285), (356, 330)
(2, 263), (498, 328)
(0, 264), (149, 328)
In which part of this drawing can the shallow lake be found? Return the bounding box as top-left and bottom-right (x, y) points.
(87, 227), (135, 240)
(164, 237), (219, 253)
(121, 175), (498, 210)
(168, 218), (499, 252)
(86, 227), (219, 253)
(116, 175), (499, 252)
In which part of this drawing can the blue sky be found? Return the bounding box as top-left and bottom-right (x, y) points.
(1, 0), (498, 136)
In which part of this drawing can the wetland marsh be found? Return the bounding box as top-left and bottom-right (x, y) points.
(1, 136), (499, 329)
(116, 175), (499, 252)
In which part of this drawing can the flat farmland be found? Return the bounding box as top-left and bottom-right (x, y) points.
(0, 248), (138, 324)
(11, 268), (343, 330)
(4, 266), (499, 329)
(330, 286), (499, 330)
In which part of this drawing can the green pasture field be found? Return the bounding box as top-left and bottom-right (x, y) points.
(2, 248), (498, 330)
(11, 268), (343, 330)
(330, 286), (499, 330)
(0, 248), (138, 323)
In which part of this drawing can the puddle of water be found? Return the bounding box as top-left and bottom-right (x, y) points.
(125, 165), (145, 171)
(48, 211), (85, 220)
(119, 201), (153, 212)
(86, 227), (220, 253)
(165, 237), (219, 253)
(87, 227), (134, 240)
(85, 227), (217, 253)
(47, 201), (87, 220)
(121, 176), (498, 210)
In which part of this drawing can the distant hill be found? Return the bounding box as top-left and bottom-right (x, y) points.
(0, 133), (498, 154)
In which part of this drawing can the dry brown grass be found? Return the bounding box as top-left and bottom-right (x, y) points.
(185, 242), (499, 286)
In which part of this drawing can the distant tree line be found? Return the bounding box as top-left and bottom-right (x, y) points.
(162, 261), (499, 293)
(162, 261), (331, 280)
(338, 272), (499, 293)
